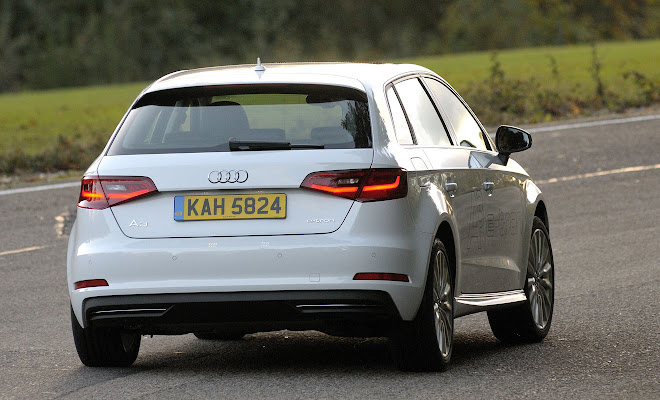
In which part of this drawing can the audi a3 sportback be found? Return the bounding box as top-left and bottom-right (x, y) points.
(68, 62), (554, 371)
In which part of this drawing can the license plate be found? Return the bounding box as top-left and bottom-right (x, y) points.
(174, 194), (286, 221)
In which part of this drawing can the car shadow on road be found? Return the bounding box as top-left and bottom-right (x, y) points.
(133, 329), (535, 373)
(50, 328), (555, 397)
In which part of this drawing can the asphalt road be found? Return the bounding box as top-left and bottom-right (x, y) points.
(0, 115), (658, 399)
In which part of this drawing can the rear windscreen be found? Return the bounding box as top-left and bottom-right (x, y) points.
(107, 84), (372, 155)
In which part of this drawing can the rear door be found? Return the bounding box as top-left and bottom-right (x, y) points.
(388, 76), (480, 267)
(423, 77), (526, 292)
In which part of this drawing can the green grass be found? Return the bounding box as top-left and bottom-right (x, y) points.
(0, 82), (147, 155)
(402, 39), (660, 98)
(0, 39), (658, 158)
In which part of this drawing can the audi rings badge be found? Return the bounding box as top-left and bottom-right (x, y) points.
(208, 170), (249, 184)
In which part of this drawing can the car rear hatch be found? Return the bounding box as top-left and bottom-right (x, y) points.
(92, 83), (375, 238)
(96, 150), (373, 238)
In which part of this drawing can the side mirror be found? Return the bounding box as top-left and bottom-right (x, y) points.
(496, 125), (532, 165)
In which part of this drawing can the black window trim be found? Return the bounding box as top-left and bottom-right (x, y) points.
(419, 75), (495, 152)
(385, 84), (417, 145)
(385, 74), (455, 147)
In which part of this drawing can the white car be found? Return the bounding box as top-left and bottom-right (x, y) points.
(68, 61), (554, 371)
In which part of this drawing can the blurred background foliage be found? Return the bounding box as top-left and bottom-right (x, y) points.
(1, 0), (658, 92)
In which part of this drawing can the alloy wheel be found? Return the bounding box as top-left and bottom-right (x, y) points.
(527, 228), (554, 330)
(432, 249), (453, 358)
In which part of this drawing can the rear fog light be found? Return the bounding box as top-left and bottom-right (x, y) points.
(353, 273), (410, 282)
(74, 279), (109, 290)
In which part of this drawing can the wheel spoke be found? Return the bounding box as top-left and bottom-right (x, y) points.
(540, 285), (552, 315)
(440, 281), (450, 301)
(539, 274), (553, 292)
(540, 260), (553, 279)
(528, 284), (541, 325)
(528, 281), (537, 301)
(540, 235), (550, 266)
(527, 277), (535, 287)
(539, 290), (548, 325)
(528, 239), (537, 273)
(533, 291), (543, 325)
(442, 318), (452, 351)
(535, 231), (542, 268)
(435, 307), (445, 354)
(437, 306), (452, 356)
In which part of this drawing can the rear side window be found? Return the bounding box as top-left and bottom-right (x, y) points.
(107, 84), (372, 155)
(424, 78), (490, 151)
(393, 78), (451, 147)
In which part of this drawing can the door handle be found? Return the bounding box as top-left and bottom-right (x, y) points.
(482, 181), (494, 195)
(444, 182), (458, 197)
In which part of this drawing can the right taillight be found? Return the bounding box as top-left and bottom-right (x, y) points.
(78, 176), (158, 209)
(300, 168), (407, 202)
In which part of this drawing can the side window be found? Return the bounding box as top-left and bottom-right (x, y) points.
(393, 78), (452, 147)
(424, 78), (490, 151)
(386, 86), (414, 145)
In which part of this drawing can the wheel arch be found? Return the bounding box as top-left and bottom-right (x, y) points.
(435, 221), (457, 290)
(535, 200), (549, 232)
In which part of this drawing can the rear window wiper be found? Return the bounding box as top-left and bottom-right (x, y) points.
(229, 138), (324, 151)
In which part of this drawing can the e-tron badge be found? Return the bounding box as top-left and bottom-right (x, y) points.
(208, 170), (249, 184)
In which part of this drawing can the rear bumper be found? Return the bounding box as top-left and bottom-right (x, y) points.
(83, 290), (400, 335)
(68, 200), (434, 328)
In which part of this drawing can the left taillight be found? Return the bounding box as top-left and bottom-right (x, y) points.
(78, 176), (158, 209)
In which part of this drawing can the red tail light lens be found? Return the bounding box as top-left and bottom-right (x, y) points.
(359, 169), (407, 201)
(78, 176), (158, 209)
(74, 279), (109, 290)
(300, 170), (368, 200)
(300, 169), (407, 202)
(353, 272), (410, 282)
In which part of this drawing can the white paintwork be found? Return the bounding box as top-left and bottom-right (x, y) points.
(69, 199), (433, 324)
(68, 61), (546, 329)
(98, 149), (376, 237)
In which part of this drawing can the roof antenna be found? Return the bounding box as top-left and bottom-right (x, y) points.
(254, 57), (266, 72)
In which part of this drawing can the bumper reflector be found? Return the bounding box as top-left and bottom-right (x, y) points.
(74, 279), (109, 290)
(353, 273), (409, 282)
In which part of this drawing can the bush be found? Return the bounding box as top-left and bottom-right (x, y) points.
(0, 134), (106, 174)
(460, 47), (658, 127)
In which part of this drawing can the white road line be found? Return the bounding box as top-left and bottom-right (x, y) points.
(535, 163), (660, 185)
(0, 181), (79, 196)
(526, 114), (660, 133)
(0, 246), (47, 257)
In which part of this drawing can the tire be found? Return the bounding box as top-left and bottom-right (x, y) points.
(193, 332), (245, 340)
(392, 238), (454, 371)
(487, 217), (554, 343)
(71, 306), (141, 367)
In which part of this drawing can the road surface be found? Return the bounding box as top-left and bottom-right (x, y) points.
(0, 115), (658, 399)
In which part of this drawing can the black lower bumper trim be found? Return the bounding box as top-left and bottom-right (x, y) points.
(82, 290), (401, 335)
